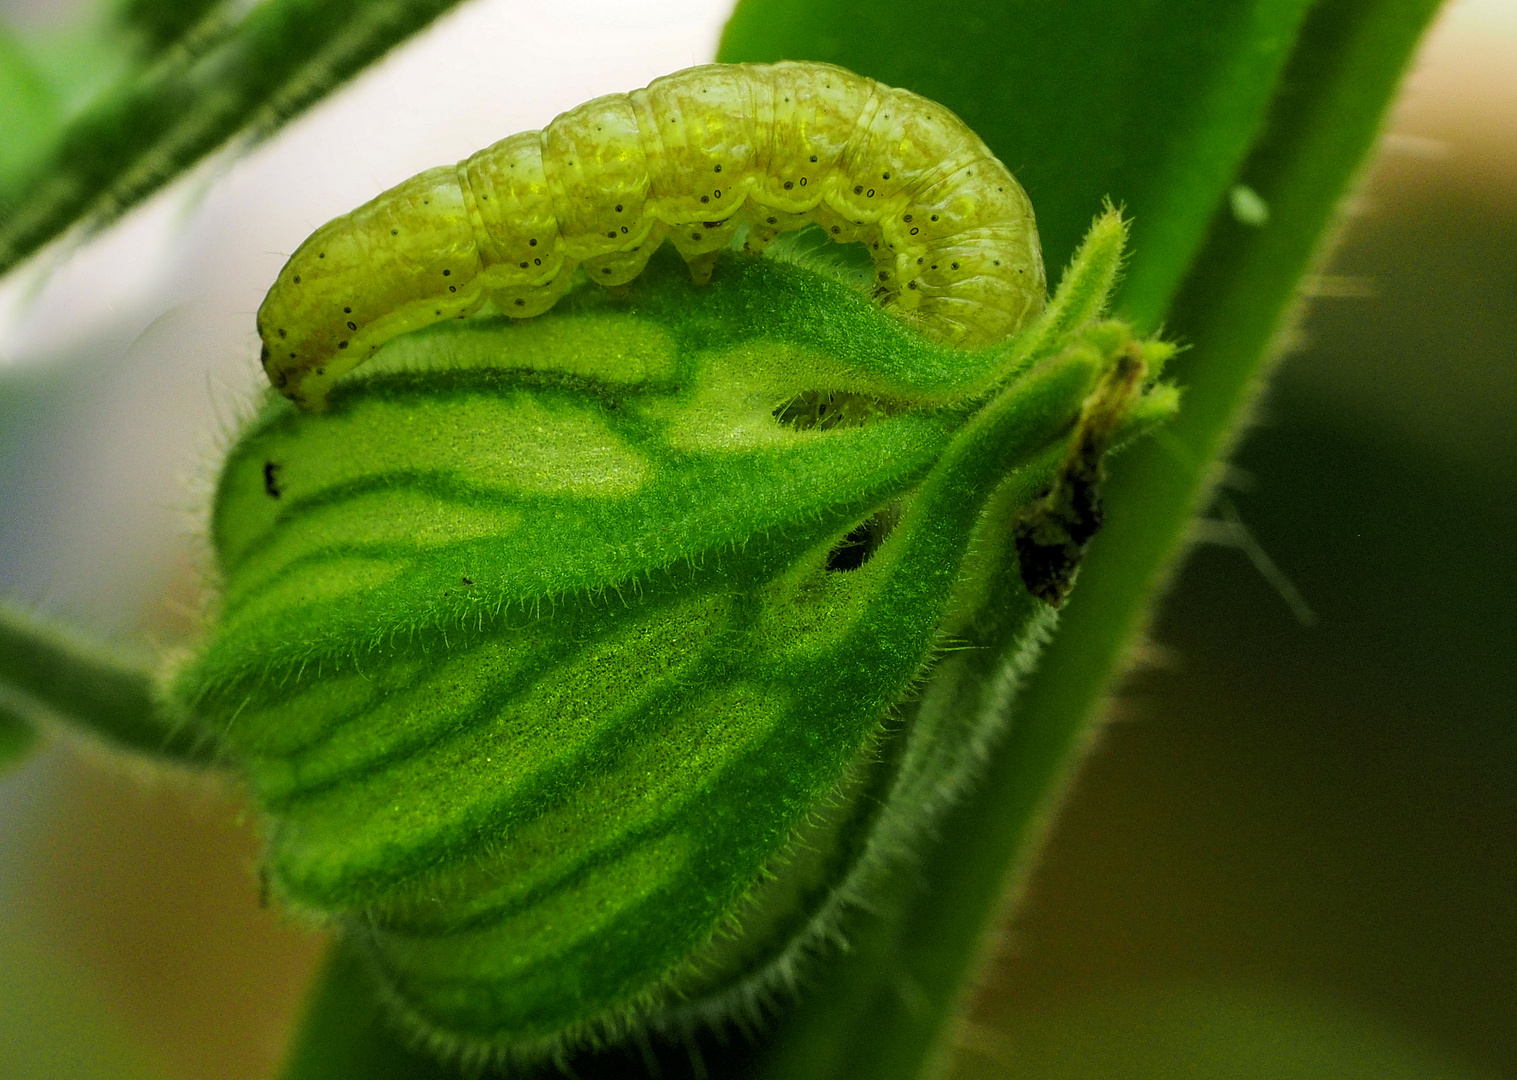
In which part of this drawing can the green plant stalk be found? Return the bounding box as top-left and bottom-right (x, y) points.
(0, 603), (214, 764)
(736, 1), (1446, 1077)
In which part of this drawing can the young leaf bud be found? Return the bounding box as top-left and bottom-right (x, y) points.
(175, 222), (1173, 1064)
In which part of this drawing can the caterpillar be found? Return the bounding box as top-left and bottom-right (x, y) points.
(257, 61), (1046, 409)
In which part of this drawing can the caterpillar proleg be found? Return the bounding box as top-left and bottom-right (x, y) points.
(257, 61), (1046, 408)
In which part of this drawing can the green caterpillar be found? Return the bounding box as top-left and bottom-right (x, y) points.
(257, 60), (1046, 408)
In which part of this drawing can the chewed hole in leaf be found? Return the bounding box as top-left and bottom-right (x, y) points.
(772, 390), (882, 431)
(826, 505), (899, 572)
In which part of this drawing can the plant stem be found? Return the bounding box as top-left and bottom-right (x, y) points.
(0, 603), (215, 765)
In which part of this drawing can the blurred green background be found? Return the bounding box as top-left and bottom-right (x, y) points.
(0, 1), (1512, 1079)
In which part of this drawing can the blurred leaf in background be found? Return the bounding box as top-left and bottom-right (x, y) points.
(954, 985), (1494, 1080)
(0, 0), (475, 274)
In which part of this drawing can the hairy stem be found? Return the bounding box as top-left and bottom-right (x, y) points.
(0, 603), (215, 765)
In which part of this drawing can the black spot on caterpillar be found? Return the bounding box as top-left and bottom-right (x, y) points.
(258, 61), (1046, 409)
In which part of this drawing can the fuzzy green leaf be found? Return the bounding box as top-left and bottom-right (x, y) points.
(183, 232), (1171, 1065)
(0, 22), (63, 200)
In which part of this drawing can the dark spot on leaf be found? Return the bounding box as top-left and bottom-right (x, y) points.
(825, 509), (896, 572)
(263, 462), (282, 498)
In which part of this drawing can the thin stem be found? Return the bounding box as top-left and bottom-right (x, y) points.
(0, 603), (217, 765)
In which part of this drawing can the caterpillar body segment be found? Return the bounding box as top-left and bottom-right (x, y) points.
(257, 167), (487, 404)
(258, 62), (1046, 408)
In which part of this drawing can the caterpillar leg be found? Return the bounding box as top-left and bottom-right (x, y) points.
(742, 205), (811, 256)
(668, 217), (741, 284)
(744, 224), (780, 256)
(683, 250), (721, 286)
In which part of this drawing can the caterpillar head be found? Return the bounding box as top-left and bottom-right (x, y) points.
(259, 167), (484, 409)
